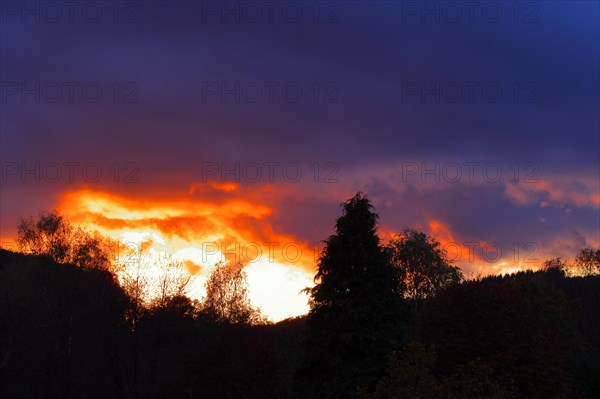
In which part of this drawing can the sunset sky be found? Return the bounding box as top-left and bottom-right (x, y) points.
(1, 1), (598, 321)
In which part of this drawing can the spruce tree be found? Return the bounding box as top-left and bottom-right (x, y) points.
(293, 193), (404, 399)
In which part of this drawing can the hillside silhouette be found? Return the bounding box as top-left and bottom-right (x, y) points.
(1, 193), (599, 398)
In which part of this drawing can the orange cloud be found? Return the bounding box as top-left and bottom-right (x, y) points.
(427, 219), (535, 277)
(211, 182), (240, 192)
(183, 259), (202, 275)
(188, 181), (241, 194)
(52, 184), (320, 321)
(57, 186), (317, 273)
(504, 179), (599, 208)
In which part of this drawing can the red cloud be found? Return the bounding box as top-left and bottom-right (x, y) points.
(57, 185), (318, 273)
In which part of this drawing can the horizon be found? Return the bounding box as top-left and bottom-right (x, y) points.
(1, 1), (599, 322)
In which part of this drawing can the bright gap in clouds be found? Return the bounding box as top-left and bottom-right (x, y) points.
(58, 189), (313, 322)
(49, 187), (561, 320)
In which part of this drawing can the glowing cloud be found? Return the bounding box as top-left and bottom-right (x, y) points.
(56, 186), (316, 321)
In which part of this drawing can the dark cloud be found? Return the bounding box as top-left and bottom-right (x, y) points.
(1, 1), (598, 267)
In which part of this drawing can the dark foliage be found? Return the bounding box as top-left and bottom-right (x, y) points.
(0, 249), (292, 399)
(415, 270), (598, 398)
(293, 193), (406, 399)
(2, 201), (599, 399)
(0, 249), (129, 398)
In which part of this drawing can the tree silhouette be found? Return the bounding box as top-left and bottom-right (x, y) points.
(388, 228), (462, 304)
(17, 211), (72, 262)
(418, 272), (583, 398)
(363, 342), (440, 399)
(200, 261), (265, 325)
(0, 249), (129, 398)
(6, 204), (600, 398)
(293, 192), (404, 399)
(70, 227), (112, 270)
(542, 257), (567, 272)
(365, 342), (515, 399)
(575, 248), (600, 276)
(153, 254), (191, 308)
(17, 210), (114, 269)
(0, 297), (11, 371)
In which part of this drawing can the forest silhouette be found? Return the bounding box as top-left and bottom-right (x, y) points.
(0, 192), (599, 398)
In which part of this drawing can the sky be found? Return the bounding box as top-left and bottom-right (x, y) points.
(1, 1), (599, 321)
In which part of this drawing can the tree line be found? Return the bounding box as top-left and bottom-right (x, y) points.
(0, 193), (599, 398)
